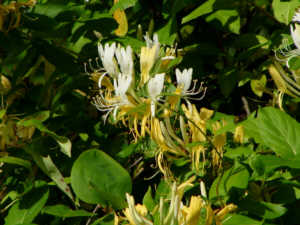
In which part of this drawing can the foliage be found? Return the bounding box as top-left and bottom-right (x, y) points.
(1, 0), (300, 225)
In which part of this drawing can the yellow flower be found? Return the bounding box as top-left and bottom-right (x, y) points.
(234, 125), (244, 144)
(181, 196), (205, 225)
(140, 45), (158, 86)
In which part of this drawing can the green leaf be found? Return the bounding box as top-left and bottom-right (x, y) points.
(91, 213), (115, 225)
(157, 16), (177, 45)
(222, 214), (262, 225)
(18, 119), (71, 157)
(288, 57), (300, 70)
(206, 9), (240, 34)
(42, 204), (93, 218)
(34, 0), (71, 18)
(70, 149), (132, 209)
(272, 0), (300, 25)
(250, 154), (300, 180)
(239, 198), (287, 219)
(242, 107), (300, 159)
(0, 109), (6, 119)
(209, 163), (249, 204)
(114, 36), (145, 52)
(25, 142), (74, 202)
(224, 146), (253, 159)
(182, 0), (215, 24)
(218, 69), (238, 97)
(109, 0), (138, 14)
(4, 181), (49, 225)
(0, 156), (31, 169)
(143, 187), (155, 211)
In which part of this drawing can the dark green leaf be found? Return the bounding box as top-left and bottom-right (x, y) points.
(42, 204), (93, 218)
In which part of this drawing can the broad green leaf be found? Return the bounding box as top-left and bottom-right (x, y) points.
(34, 0), (71, 18)
(157, 16), (177, 45)
(42, 204), (93, 218)
(71, 149), (132, 209)
(4, 181), (49, 225)
(209, 163), (249, 205)
(218, 68), (238, 97)
(109, 0), (138, 14)
(239, 198), (287, 219)
(242, 107), (300, 159)
(250, 154), (300, 180)
(206, 9), (240, 34)
(224, 146), (253, 159)
(143, 187), (155, 211)
(182, 0), (215, 24)
(114, 37), (145, 52)
(272, 0), (300, 25)
(25, 142), (74, 202)
(18, 119), (71, 157)
(223, 214), (262, 225)
(0, 156), (31, 169)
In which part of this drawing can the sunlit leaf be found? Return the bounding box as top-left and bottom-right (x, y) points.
(4, 181), (49, 225)
(71, 149), (132, 209)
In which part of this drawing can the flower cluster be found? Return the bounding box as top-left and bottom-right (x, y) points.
(86, 34), (227, 177)
(118, 178), (236, 225)
(89, 34), (206, 141)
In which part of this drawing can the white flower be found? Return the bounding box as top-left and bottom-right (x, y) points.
(176, 68), (193, 94)
(94, 72), (132, 120)
(114, 73), (132, 102)
(98, 43), (118, 77)
(276, 9), (300, 66)
(147, 73), (165, 117)
(115, 45), (134, 77)
(175, 68), (206, 100)
(144, 33), (160, 60)
(291, 9), (300, 50)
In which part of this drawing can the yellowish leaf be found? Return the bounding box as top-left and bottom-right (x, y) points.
(113, 0), (128, 36)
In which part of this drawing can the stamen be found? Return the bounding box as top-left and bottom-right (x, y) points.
(84, 62), (89, 74)
(88, 58), (95, 71)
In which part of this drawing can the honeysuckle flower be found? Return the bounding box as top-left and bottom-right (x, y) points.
(98, 43), (119, 77)
(140, 46), (158, 85)
(176, 68), (193, 94)
(175, 68), (207, 100)
(120, 181), (236, 225)
(93, 72), (133, 120)
(144, 33), (160, 60)
(115, 45), (134, 77)
(124, 193), (153, 225)
(276, 9), (300, 66)
(147, 73), (165, 117)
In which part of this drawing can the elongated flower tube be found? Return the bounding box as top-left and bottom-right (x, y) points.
(115, 45), (134, 77)
(144, 33), (160, 60)
(98, 43), (119, 77)
(140, 46), (158, 85)
(147, 73), (165, 117)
